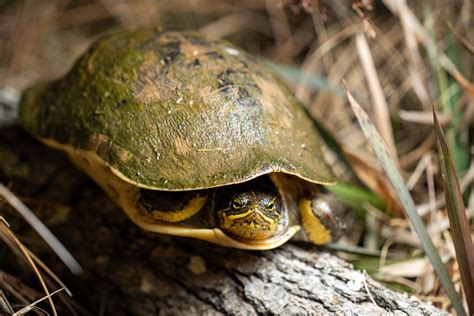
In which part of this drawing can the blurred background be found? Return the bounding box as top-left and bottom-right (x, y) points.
(0, 0), (473, 314)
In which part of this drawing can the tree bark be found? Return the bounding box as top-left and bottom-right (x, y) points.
(1, 126), (446, 315)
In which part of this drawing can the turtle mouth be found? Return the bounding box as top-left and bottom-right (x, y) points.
(217, 207), (280, 241)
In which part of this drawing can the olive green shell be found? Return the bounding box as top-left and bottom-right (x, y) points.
(20, 29), (335, 190)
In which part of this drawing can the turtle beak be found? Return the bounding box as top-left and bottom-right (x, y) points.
(217, 206), (280, 241)
(243, 207), (272, 223)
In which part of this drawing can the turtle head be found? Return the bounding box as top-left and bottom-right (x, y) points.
(216, 190), (282, 241)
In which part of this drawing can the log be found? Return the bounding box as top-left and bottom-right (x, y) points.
(0, 126), (446, 315)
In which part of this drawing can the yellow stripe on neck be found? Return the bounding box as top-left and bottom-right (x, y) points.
(147, 195), (208, 223)
(299, 198), (332, 245)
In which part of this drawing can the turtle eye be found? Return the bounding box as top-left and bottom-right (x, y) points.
(267, 201), (275, 211)
(231, 199), (242, 210)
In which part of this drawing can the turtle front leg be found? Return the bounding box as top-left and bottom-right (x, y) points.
(299, 193), (344, 245)
(138, 189), (209, 222)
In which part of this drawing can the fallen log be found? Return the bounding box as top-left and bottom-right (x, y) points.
(1, 126), (446, 315)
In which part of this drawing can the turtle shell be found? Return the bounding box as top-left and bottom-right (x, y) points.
(20, 28), (336, 190)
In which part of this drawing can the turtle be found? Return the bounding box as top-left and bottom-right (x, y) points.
(19, 28), (343, 250)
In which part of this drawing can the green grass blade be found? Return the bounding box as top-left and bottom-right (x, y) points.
(433, 108), (474, 315)
(263, 60), (343, 94)
(443, 32), (469, 174)
(423, 1), (469, 174)
(325, 182), (385, 212)
(344, 86), (466, 316)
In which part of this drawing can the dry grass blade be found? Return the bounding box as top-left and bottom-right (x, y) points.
(380, 258), (430, 278)
(0, 216), (72, 296)
(265, 0), (291, 47)
(445, 70), (474, 104)
(1, 218), (78, 314)
(12, 288), (64, 316)
(0, 272), (33, 313)
(22, 249), (72, 296)
(383, 0), (473, 104)
(325, 243), (384, 257)
(342, 148), (403, 215)
(0, 183), (82, 274)
(355, 32), (397, 159)
(0, 291), (14, 314)
(199, 12), (272, 38)
(399, 110), (451, 125)
(344, 84), (465, 316)
(395, 0), (430, 108)
(433, 108), (474, 315)
(1, 270), (49, 313)
(0, 220), (57, 315)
